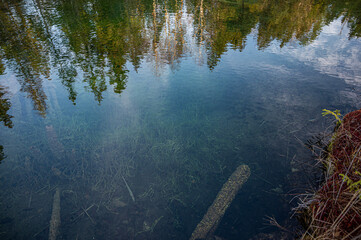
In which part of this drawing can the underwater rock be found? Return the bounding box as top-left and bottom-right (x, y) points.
(111, 198), (127, 208)
(190, 164), (250, 240)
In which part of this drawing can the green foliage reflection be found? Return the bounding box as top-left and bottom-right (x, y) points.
(0, 86), (13, 128)
(0, 0), (360, 116)
(0, 145), (4, 163)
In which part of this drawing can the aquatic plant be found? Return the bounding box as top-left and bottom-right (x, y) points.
(321, 109), (342, 125)
(339, 171), (361, 193)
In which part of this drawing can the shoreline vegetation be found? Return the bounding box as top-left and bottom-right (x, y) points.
(297, 109), (361, 239)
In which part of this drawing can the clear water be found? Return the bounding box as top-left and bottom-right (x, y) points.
(0, 0), (361, 239)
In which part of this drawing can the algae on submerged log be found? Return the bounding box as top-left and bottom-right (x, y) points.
(190, 164), (251, 240)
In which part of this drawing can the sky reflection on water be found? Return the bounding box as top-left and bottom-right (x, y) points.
(0, 0), (361, 239)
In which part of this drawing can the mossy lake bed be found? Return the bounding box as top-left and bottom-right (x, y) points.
(1, 0), (361, 239)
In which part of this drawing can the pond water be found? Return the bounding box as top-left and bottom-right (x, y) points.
(0, 0), (361, 239)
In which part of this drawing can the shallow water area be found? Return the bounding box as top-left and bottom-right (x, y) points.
(0, 0), (361, 239)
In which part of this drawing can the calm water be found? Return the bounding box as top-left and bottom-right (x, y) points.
(1, 0), (361, 239)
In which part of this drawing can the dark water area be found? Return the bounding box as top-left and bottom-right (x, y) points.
(1, 0), (361, 239)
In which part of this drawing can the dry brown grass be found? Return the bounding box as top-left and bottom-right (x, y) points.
(297, 109), (361, 240)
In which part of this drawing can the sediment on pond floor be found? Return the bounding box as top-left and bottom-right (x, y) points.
(297, 109), (361, 239)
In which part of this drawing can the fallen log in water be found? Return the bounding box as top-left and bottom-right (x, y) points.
(45, 125), (64, 160)
(49, 188), (61, 240)
(190, 164), (251, 240)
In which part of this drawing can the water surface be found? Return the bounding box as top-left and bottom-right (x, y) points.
(1, 0), (361, 239)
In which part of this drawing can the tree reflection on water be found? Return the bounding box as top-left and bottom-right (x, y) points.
(0, 0), (360, 239)
(0, 0), (360, 118)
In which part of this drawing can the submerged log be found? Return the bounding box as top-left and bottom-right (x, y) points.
(190, 164), (251, 240)
(45, 125), (64, 160)
(49, 188), (61, 240)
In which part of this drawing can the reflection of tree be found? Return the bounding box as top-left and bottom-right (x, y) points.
(325, 0), (361, 39)
(0, 58), (5, 75)
(58, 0), (106, 102)
(192, 0), (257, 69)
(147, 0), (189, 75)
(32, 0), (79, 104)
(0, 0), (361, 113)
(191, 0), (330, 66)
(0, 1), (49, 116)
(256, 0), (327, 49)
(0, 85), (13, 128)
(343, 1), (361, 39)
(0, 145), (5, 163)
(55, 0), (151, 101)
(192, 0), (361, 67)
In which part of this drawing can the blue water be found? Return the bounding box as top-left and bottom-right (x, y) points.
(1, 0), (361, 239)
